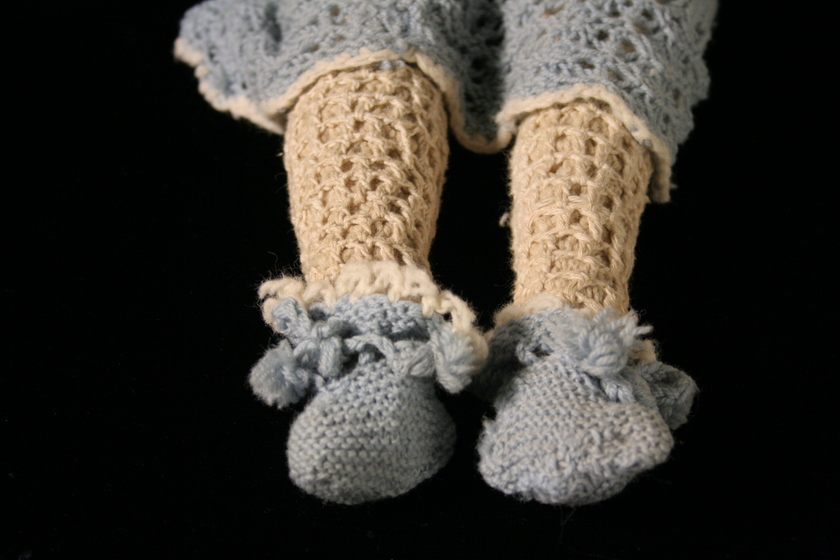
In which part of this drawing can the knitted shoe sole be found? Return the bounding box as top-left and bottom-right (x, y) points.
(476, 307), (691, 506)
(249, 294), (477, 504)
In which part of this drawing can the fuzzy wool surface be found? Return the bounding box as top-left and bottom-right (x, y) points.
(475, 306), (697, 505)
(250, 294), (477, 504)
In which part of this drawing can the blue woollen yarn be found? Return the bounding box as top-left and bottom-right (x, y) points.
(476, 307), (698, 505)
(250, 294), (475, 504)
(177, 0), (717, 197)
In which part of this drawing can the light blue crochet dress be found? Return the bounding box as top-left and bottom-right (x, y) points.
(177, 0), (717, 199)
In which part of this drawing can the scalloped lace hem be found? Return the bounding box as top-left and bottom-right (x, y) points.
(175, 39), (672, 199)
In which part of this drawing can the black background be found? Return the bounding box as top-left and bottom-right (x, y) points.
(5, 2), (836, 558)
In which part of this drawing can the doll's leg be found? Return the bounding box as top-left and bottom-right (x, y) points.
(250, 63), (484, 504)
(476, 99), (697, 506)
(284, 63), (445, 284)
(509, 100), (649, 316)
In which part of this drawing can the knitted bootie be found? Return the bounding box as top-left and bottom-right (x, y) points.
(476, 306), (697, 506)
(250, 263), (485, 503)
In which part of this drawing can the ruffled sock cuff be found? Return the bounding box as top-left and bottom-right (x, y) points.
(251, 262), (488, 405)
(493, 294), (657, 362)
(480, 298), (696, 427)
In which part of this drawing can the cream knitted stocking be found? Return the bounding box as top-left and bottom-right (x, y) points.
(508, 99), (652, 315)
(283, 63), (448, 284)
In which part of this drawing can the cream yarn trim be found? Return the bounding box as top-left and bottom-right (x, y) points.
(494, 293), (568, 327)
(259, 261), (488, 361)
(174, 39), (510, 155)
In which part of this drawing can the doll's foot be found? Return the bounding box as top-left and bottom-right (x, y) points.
(250, 294), (477, 504)
(476, 307), (696, 506)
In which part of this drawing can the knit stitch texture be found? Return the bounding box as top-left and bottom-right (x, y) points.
(176, 0), (717, 197)
(251, 293), (477, 503)
(476, 306), (697, 505)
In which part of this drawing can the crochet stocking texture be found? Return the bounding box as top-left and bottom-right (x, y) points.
(284, 63), (448, 283)
(509, 100), (652, 315)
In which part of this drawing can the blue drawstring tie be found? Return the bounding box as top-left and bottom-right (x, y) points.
(249, 296), (473, 409)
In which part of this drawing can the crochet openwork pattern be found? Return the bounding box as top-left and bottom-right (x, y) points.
(177, 0), (716, 196)
(284, 63), (448, 283)
(509, 99), (653, 314)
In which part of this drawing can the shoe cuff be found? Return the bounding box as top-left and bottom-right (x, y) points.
(258, 261), (488, 362)
(493, 294), (657, 362)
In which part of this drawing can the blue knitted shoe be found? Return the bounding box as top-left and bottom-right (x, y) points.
(476, 307), (697, 506)
(249, 294), (476, 504)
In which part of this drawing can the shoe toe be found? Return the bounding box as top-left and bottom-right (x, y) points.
(478, 360), (673, 506)
(287, 362), (455, 504)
